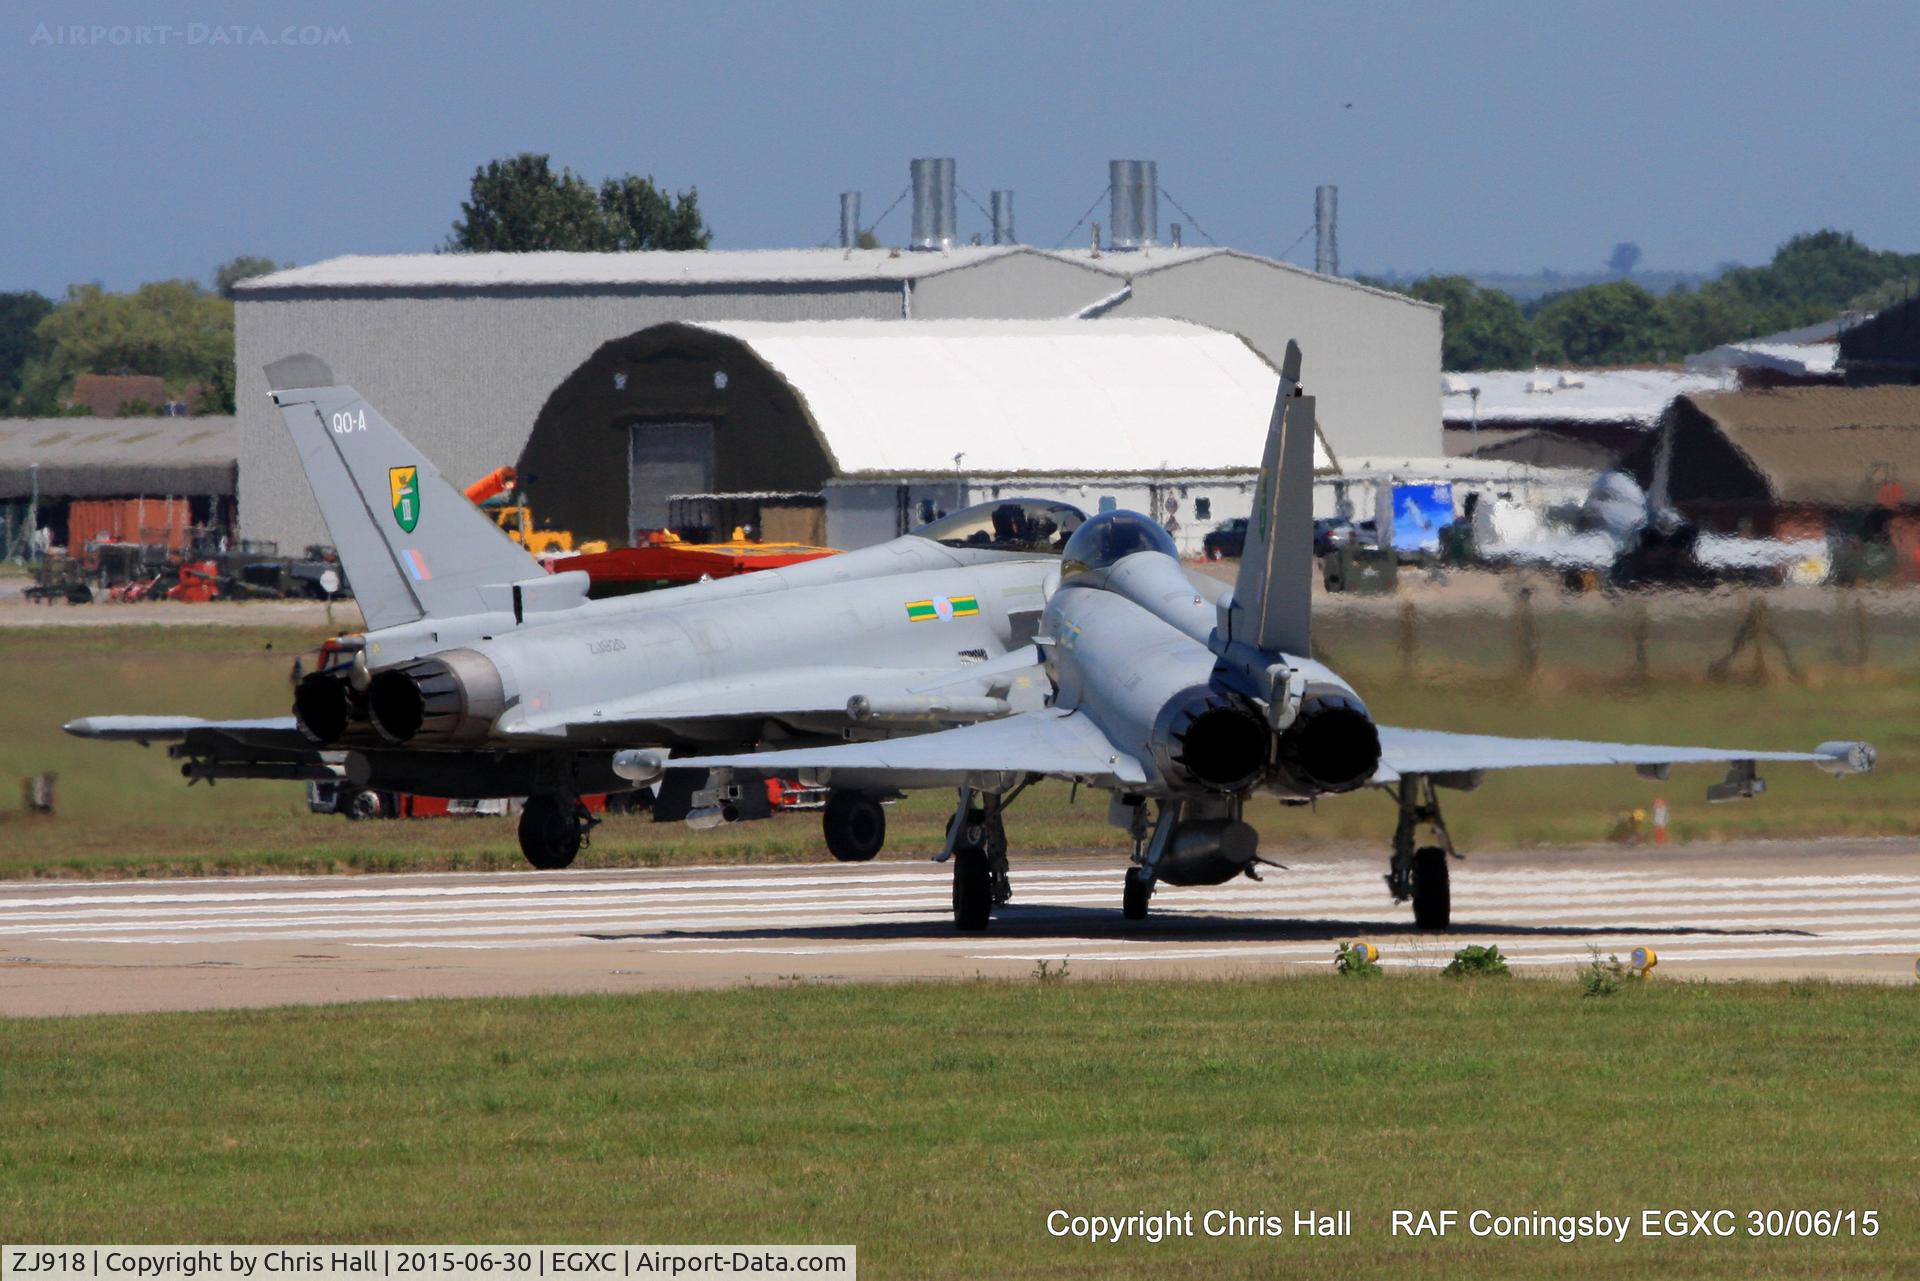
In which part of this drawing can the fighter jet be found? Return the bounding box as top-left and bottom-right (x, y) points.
(66, 355), (1087, 868)
(1476, 467), (1824, 588)
(675, 343), (1876, 930)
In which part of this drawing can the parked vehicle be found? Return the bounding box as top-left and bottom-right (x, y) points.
(1202, 517), (1249, 560)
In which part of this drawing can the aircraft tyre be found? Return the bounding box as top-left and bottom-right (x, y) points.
(341, 788), (386, 821)
(823, 791), (886, 862)
(1412, 845), (1450, 929)
(1122, 867), (1153, 920)
(519, 795), (583, 870)
(953, 848), (992, 931)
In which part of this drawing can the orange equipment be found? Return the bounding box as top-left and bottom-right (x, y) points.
(165, 561), (222, 603)
(551, 535), (837, 593)
(463, 466), (518, 505)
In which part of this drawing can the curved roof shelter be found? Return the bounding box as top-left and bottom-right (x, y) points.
(516, 317), (1335, 544)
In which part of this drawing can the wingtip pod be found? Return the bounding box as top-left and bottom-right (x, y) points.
(1813, 741), (1876, 777)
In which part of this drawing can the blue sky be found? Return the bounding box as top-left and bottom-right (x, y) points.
(4, 0), (1915, 297)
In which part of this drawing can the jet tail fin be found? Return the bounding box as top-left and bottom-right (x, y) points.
(1221, 340), (1315, 657)
(265, 355), (538, 630)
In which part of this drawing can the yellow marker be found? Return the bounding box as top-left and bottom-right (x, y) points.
(1631, 946), (1658, 978)
(1349, 940), (1379, 964)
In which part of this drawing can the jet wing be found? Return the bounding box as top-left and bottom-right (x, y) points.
(675, 707), (1148, 785)
(1374, 725), (1873, 784)
(500, 649), (1050, 740)
(64, 715), (311, 751)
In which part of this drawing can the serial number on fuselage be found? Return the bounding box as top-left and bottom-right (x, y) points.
(585, 638), (626, 655)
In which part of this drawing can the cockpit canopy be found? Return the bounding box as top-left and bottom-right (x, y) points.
(910, 498), (1086, 555)
(1059, 510), (1178, 583)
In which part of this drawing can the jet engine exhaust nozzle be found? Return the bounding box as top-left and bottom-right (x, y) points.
(293, 670), (357, 744)
(1273, 686), (1380, 795)
(367, 649), (506, 745)
(1157, 692), (1272, 794)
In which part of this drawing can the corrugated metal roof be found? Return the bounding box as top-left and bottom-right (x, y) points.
(0, 417), (237, 499)
(1684, 386), (1920, 506)
(239, 247), (1032, 290)
(1686, 339), (1840, 379)
(1442, 367), (1734, 428)
(236, 244), (1439, 313)
(690, 317), (1334, 475)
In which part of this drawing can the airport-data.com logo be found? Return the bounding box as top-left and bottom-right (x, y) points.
(29, 22), (350, 48)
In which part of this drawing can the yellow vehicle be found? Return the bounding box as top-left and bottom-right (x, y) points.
(462, 466), (607, 556)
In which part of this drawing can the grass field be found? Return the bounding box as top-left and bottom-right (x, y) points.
(3, 594), (1918, 879)
(1, 976), (1914, 1277)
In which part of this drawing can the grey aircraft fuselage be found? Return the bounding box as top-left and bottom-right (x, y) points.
(322, 535), (1060, 759)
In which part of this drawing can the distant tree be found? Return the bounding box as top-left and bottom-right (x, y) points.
(1531, 280), (1675, 365)
(214, 255), (283, 299)
(1660, 283), (1755, 356)
(597, 174), (710, 250)
(447, 153), (710, 252)
(0, 290), (54, 410)
(1606, 242), (1643, 277)
(1713, 230), (1917, 314)
(23, 281), (233, 413)
(855, 228), (881, 250)
(1405, 275), (1537, 370)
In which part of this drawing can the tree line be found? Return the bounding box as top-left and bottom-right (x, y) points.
(1369, 231), (1920, 370)
(5, 153), (1914, 413)
(1, 154), (708, 417)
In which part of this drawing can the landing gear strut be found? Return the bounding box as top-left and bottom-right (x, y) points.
(519, 794), (595, 870)
(943, 783), (1019, 930)
(1386, 776), (1454, 929)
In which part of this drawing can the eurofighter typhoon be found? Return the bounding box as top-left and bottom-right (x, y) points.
(66, 349), (1873, 930)
(674, 342), (1876, 929)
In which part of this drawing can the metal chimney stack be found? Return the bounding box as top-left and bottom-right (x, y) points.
(909, 158), (957, 251)
(1315, 185), (1340, 276)
(839, 192), (862, 249)
(1108, 159), (1158, 249)
(990, 190), (1016, 245)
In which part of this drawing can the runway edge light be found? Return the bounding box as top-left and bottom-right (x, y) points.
(1631, 946), (1658, 979)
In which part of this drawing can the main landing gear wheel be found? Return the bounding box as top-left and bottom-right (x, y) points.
(822, 791), (886, 862)
(952, 849), (992, 931)
(341, 788), (386, 821)
(1122, 867), (1154, 920)
(519, 795), (586, 870)
(1412, 846), (1451, 930)
(1389, 775), (1457, 930)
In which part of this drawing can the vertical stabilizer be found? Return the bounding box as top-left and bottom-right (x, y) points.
(264, 355), (538, 629)
(1223, 341), (1315, 657)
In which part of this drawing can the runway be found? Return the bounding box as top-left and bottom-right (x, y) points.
(3, 838), (1917, 1015)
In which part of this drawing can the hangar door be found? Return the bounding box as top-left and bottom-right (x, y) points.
(628, 421), (714, 538)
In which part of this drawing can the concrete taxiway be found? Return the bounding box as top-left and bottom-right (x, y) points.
(2, 838), (1916, 1016)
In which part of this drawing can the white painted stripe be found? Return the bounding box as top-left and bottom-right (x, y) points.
(5, 865), (1917, 910)
(9, 875), (1911, 926)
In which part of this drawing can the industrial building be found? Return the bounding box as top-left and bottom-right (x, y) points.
(1634, 385), (1920, 555)
(1442, 367), (1733, 470)
(234, 160), (1440, 551)
(510, 317), (1334, 555)
(0, 416), (236, 557)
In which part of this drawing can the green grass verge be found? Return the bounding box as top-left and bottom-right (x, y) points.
(2, 977), (1915, 1277)
(4, 611), (1919, 879)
